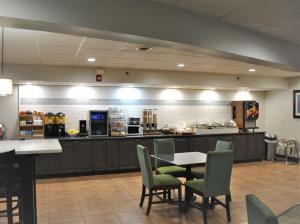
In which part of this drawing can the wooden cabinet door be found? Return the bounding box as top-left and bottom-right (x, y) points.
(58, 141), (75, 173)
(175, 138), (189, 153)
(138, 139), (154, 167)
(120, 139), (139, 169)
(93, 140), (107, 171)
(234, 135), (248, 160)
(75, 141), (93, 172)
(189, 137), (205, 153)
(247, 134), (256, 160)
(255, 134), (265, 160)
(206, 136), (221, 152)
(35, 154), (58, 176)
(222, 135), (235, 159)
(107, 140), (120, 170)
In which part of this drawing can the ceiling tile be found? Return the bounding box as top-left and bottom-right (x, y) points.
(83, 38), (126, 50)
(147, 0), (177, 6)
(256, 25), (299, 41)
(3, 27), (299, 78)
(39, 46), (78, 56)
(4, 28), (36, 47)
(3, 28), (38, 60)
(78, 48), (117, 57)
(35, 31), (83, 47)
(275, 13), (300, 29)
(72, 56), (106, 66)
(175, 0), (250, 17)
(5, 47), (38, 58)
(223, 0), (300, 24)
(40, 54), (73, 65)
(5, 56), (40, 65)
(221, 19), (265, 29)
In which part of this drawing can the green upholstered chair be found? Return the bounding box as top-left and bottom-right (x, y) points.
(154, 138), (186, 177)
(192, 140), (233, 179)
(185, 150), (234, 224)
(246, 194), (279, 224)
(137, 145), (182, 215)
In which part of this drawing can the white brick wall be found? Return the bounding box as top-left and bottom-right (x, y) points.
(19, 85), (265, 131)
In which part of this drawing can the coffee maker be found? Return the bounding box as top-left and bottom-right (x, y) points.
(79, 120), (88, 136)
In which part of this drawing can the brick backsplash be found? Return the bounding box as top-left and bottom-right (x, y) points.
(19, 85), (265, 130)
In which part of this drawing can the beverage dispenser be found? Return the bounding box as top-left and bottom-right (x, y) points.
(232, 101), (259, 132)
(44, 112), (55, 137)
(54, 112), (66, 137)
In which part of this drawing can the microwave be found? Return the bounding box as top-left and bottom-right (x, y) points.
(127, 125), (143, 136)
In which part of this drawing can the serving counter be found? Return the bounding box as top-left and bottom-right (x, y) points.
(0, 139), (62, 224)
(35, 132), (265, 178)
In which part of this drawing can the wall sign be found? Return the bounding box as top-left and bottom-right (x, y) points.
(293, 90), (300, 118)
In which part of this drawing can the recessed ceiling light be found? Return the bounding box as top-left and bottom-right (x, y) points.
(88, 58), (96, 62)
(248, 68), (256, 72)
(135, 46), (152, 51)
(177, 63), (185, 68)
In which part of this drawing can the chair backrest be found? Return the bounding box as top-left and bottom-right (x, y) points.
(215, 140), (233, 152)
(154, 138), (175, 168)
(0, 150), (16, 189)
(204, 150), (234, 197)
(246, 194), (279, 224)
(137, 145), (154, 189)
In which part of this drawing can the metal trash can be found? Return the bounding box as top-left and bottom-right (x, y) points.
(264, 134), (277, 161)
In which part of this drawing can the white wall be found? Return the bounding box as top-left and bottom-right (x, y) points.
(6, 64), (288, 90)
(266, 77), (300, 146)
(0, 86), (19, 139)
(19, 85), (266, 131)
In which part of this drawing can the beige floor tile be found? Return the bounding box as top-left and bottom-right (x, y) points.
(31, 161), (300, 224)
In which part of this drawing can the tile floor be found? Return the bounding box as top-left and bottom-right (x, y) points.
(5, 161), (300, 223)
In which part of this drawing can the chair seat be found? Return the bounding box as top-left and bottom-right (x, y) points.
(185, 179), (205, 194)
(156, 166), (186, 177)
(153, 174), (181, 187)
(191, 167), (206, 179)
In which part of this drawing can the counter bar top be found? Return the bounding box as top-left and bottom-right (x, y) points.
(58, 131), (266, 141)
(0, 139), (62, 155)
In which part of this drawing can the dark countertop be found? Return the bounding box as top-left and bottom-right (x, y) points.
(57, 131), (265, 141)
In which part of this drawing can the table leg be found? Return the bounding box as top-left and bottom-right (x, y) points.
(184, 165), (192, 211)
(18, 155), (37, 224)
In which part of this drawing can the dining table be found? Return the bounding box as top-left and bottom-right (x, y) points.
(0, 139), (62, 224)
(151, 151), (207, 209)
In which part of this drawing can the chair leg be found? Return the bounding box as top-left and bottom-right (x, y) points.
(146, 189), (153, 216)
(168, 189), (171, 200)
(139, 185), (146, 207)
(228, 190), (232, 202)
(7, 194), (13, 224)
(226, 194), (231, 222)
(202, 197), (208, 224)
(184, 186), (189, 212)
(178, 187), (182, 213)
(18, 193), (23, 224)
(211, 197), (215, 209)
(163, 189), (167, 200)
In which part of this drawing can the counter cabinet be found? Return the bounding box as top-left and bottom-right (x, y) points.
(35, 133), (265, 177)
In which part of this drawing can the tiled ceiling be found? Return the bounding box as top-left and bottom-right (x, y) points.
(1, 27), (299, 77)
(147, 0), (300, 45)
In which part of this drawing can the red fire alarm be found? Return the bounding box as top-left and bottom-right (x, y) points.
(96, 74), (102, 82)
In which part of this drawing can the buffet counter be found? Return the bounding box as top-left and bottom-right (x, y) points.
(35, 132), (265, 178)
